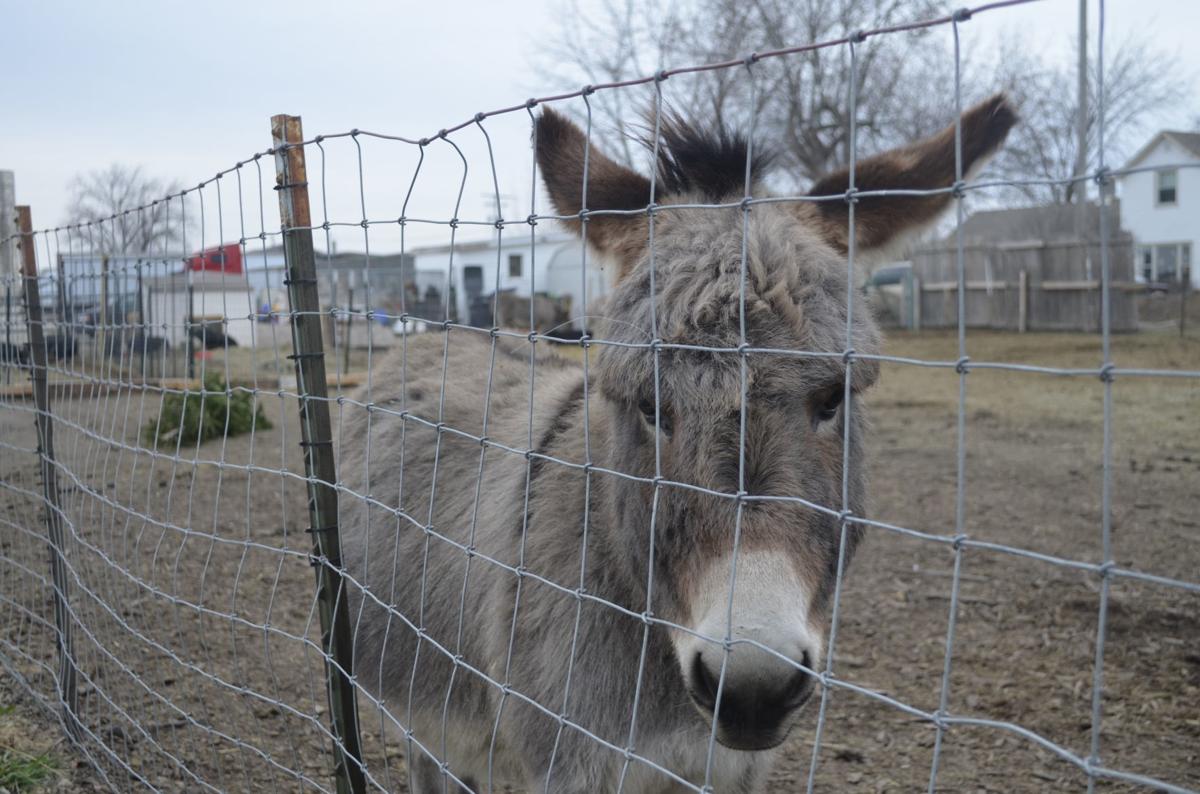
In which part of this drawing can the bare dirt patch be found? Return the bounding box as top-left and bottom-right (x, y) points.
(0, 328), (1196, 792)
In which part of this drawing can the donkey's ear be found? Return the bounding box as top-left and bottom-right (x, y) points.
(806, 93), (1017, 254)
(536, 108), (651, 277)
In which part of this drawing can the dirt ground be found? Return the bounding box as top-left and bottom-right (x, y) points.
(0, 327), (1196, 793)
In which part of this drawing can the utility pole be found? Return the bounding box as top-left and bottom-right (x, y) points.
(1074, 0), (1089, 238)
(0, 172), (16, 279)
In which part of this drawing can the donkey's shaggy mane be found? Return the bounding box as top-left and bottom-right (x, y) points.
(651, 112), (774, 201)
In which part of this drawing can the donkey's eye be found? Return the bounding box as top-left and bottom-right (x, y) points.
(814, 389), (845, 426)
(638, 399), (672, 435)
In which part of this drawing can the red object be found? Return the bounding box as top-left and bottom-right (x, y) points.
(187, 243), (243, 274)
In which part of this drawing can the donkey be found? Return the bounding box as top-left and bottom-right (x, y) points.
(340, 93), (1016, 793)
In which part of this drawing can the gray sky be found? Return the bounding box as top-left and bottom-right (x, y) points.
(2, 0), (1196, 255)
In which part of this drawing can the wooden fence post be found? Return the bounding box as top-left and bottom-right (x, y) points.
(17, 206), (80, 738)
(912, 276), (922, 332)
(271, 115), (367, 794)
(343, 285), (353, 376)
(1018, 268), (1028, 333)
(98, 255), (109, 362)
(1181, 277), (1190, 338)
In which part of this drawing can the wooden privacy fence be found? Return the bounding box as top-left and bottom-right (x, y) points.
(902, 236), (1140, 332)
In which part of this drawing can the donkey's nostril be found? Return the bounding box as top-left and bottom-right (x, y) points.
(780, 652), (816, 708)
(690, 651), (719, 712)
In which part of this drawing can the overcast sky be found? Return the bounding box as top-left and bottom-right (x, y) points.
(2, 0), (1197, 257)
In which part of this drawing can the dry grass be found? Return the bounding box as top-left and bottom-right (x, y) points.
(877, 328), (1200, 454)
(0, 700), (64, 792)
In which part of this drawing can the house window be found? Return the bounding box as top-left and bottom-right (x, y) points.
(508, 253), (522, 278)
(1156, 169), (1178, 205)
(1138, 245), (1153, 281)
(1155, 244), (1179, 281)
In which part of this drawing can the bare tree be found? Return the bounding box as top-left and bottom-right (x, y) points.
(65, 165), (185, 254)
(987, 31), (1194, 205)
(540, 0), (950, 188)
(538, 1), (1192, 205)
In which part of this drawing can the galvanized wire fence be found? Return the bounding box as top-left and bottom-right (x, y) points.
(1, 0), (1198, 792)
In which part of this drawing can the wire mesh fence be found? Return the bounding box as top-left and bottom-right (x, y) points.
(1, 1), (1198, 792)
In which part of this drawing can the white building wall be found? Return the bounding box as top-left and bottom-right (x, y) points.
(144, 288), (192, 347)
(244, 248), (288, 310)
(192, 289), (256, 348)
(143, 286), (257, 348)
(1118, 138), (1200, 288)
(409, 233), (615, 326)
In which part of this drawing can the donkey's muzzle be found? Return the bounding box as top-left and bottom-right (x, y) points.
(687, 648), (816, 751)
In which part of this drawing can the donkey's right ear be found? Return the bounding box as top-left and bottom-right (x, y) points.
(536, 108), (652, 277)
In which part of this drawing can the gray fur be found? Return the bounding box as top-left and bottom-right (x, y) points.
(340, 96), (1015, 792)
(339, 204), (877, 794)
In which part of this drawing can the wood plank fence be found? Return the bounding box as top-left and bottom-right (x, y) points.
(896, 236), (1139, 332)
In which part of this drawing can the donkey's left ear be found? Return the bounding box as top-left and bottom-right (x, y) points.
(536, 108), (652, 279)
(805, 93), (1017, 254)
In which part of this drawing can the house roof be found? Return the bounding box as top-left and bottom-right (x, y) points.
(938, 201), (1122, 245)
(1122, 130), (1200, 171)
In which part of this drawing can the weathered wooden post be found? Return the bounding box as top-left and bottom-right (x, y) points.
(98, 255), (109, 362)
(270, 114), (366, 794)
(1, 172), (14, 386)
(912, 276), (922, 332)
(17, 206), (80, 738)
(1018, 267), (1028, 333)
(343, 284), (353, 376)
(185, 279), (195, 379)
(1181, 276), (1190, 338)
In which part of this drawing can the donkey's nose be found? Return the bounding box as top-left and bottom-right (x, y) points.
(687, 647), (816, 751)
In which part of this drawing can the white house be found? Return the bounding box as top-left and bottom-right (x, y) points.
(1117, 130), (1200, 287)
(408, 232), (614, 330)
(56, 254), (257, 348)
(142, 270), (257, 348)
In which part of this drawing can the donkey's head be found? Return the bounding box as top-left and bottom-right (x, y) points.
(536, 95), (1015, 751)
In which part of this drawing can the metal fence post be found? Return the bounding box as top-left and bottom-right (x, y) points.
(270, 114), (367, 794)
(17, 205), (80, 739)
